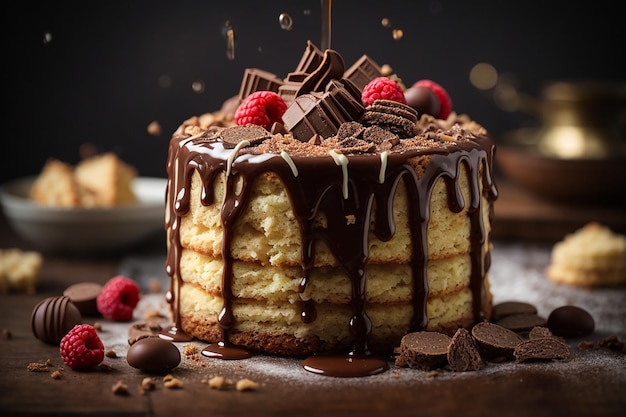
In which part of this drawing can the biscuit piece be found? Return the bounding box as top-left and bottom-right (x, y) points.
(74, 152), (138, 207)
(30, 159), (81, 207)
(0, 248), (42, 294)
(546, 222), (626, 287)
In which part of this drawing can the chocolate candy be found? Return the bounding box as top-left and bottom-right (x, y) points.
(404, 86), (439, 117)
(31, 296), (83, 345)
(547, 305), (595, 338)
(126, 337), (181, 372)
(63, 282), (103, 316)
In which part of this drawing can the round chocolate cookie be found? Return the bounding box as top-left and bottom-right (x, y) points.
(471, 321), (523, 360)
(491, 301), (538, 322)
(395, 331), (451, 370)
(514, 337), (571, 363)
(495, 313), (547, 334)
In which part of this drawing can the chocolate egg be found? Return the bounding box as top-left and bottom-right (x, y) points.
(127, 337), (181, 372)
(31, 296), (83, 345)
(547, 305), (595, 338)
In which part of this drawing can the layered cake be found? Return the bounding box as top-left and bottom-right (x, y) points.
(164, 41), (497, 357)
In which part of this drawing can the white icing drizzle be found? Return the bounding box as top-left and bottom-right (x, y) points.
(226, 140), (251, 177)
(280, 151), (299, 177)
(379, 151), (389, 184)
(329, 150), (349, 199)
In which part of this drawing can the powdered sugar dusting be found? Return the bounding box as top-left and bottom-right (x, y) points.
(107, 243), (625, 387)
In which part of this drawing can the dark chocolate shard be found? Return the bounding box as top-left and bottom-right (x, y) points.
(297, 48), (345, 97)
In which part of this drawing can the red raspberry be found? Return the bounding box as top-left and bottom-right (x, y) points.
(361, 77), (406, 107)
(412, 80), (452, 119)
(234, 91), (287, 130)
(96, 275), (140, 321)
(60, 324), (104, 370)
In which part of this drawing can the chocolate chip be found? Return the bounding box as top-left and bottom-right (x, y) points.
(513, 337), (570, 363)
(491, 301), (538, 322)
(395, 331), (451, 370)
(447, 328), (483, 372)
(547, 305), (595, 338)
(126, 337), (181, 372)
(471, 321), (523, 360)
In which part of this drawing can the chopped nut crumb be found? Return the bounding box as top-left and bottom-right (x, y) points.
(163, 375), (183, 389)
(50, 370), (62, 379)
(345, 215), (356, 225)
(438, 133), (456, 142)
(112, 380), (130, 395)
(93, 322), (103, 331)
(208, 376), (229, 390)
(99, 363), (113, 371)
(105, 349), (117, 358)
(147, 120), (162, 136)
(139, 377), (157, 395)
(236, 378), (259, 392)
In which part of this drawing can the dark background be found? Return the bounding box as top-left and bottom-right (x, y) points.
(2, 0), (623, 184)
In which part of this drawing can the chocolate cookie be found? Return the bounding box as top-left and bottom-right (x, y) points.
(514, 337), (570, 363)
(471, 321), (523, 360)
(395, 331), (451, 370)
(447, 328), (483, 372)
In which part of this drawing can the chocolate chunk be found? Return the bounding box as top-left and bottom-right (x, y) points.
(336, 121), (365, 140)
(547, 305), (595, 338)
(447, 328), (483, 372)
(495, 313), (547, 334)
(238, 68), (284, 101)
(343, 54), (382, 91)
(63, 282), (103, 316)
(126, 337), (181, 372)
(528, 326), (555, 340)
(471, 321), (524, 360)
(220, 125), (271, 148)
(395, 331), (451, 370)
(31, 296), (83, 345)
(513, 337), (570, 363)
(491, 301), (538, 322)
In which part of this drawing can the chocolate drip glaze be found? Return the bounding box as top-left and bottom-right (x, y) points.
(165, 131), (497, 356)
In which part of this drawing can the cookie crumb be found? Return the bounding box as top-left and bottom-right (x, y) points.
(93, 322), (103, 331)
(27, 361), (52, 372)
(51, 370), (62, 379)
(182, 344), (198, 356)
(426, 370), (439, 379)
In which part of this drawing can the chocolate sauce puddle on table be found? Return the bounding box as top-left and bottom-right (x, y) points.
(165, 132), (496, 377)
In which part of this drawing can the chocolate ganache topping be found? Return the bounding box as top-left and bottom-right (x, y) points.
(164, 42), (498, 367)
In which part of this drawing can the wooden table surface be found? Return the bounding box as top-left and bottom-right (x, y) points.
(1, 198), (625, 417)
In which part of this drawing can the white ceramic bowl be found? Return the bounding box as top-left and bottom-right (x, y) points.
(0, 176), (167, 253)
